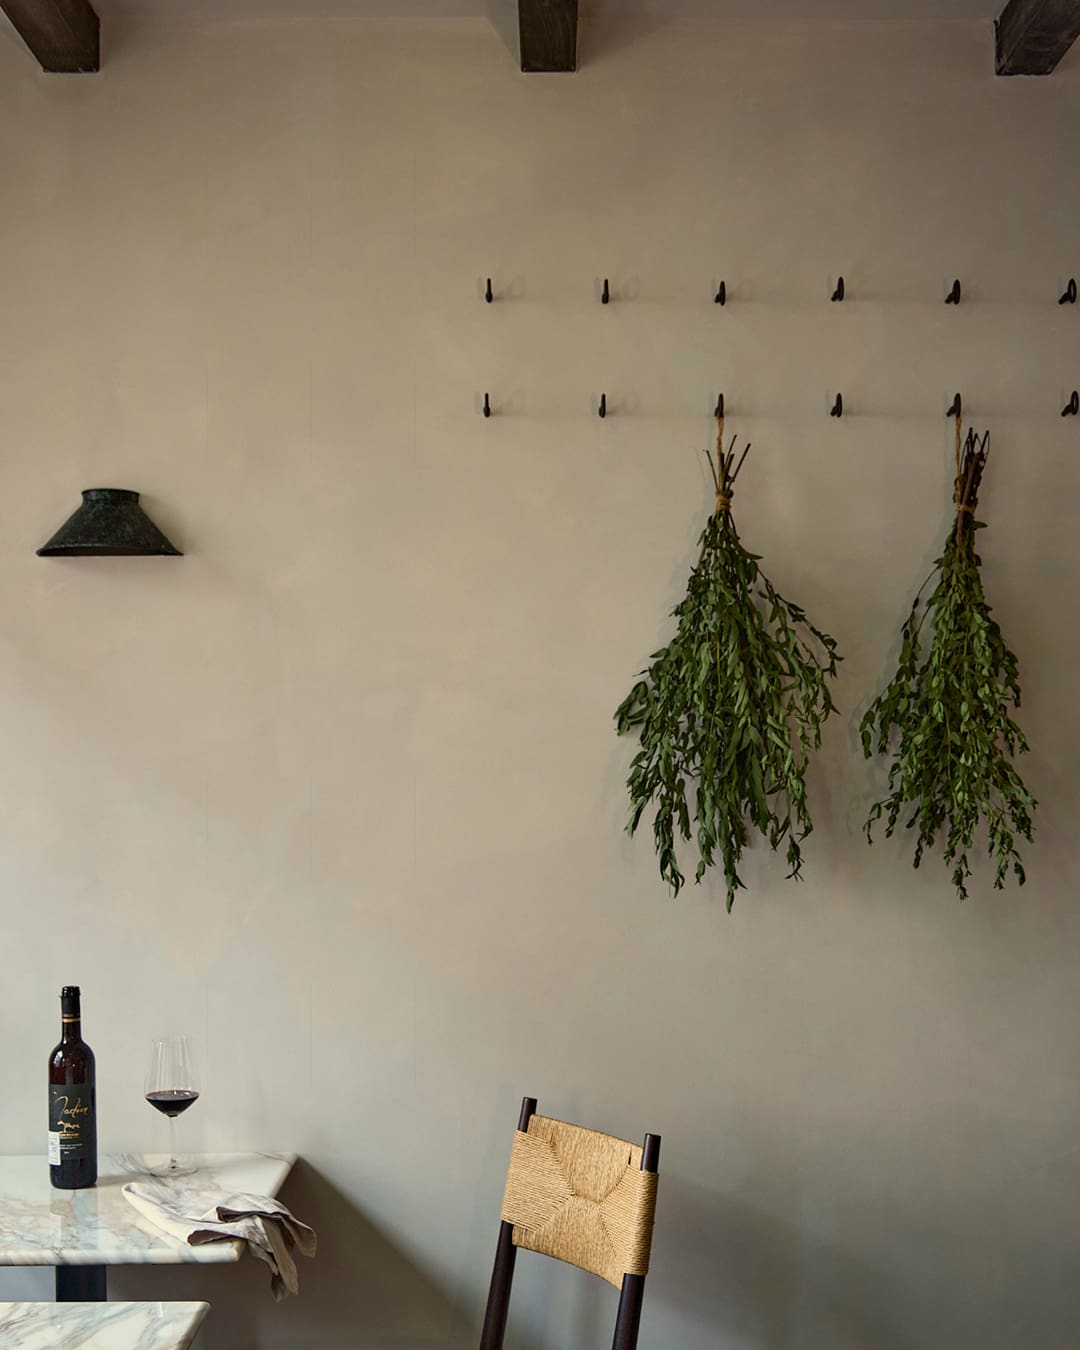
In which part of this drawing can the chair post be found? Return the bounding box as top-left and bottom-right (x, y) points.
(611, 1132), (660, 1350)
(478, 1097), (537, 1350)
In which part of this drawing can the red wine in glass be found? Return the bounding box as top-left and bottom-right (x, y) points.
(145, 1089), (200, 1118)
(145, 1037), (199, 1175)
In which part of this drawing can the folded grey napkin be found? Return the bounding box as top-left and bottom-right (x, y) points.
(122, 1182), (317, 1300)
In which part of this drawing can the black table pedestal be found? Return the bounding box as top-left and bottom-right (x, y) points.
(56, 1265), (107, 1301)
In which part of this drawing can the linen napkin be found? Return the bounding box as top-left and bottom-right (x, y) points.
(122, 1182), (317, 1300)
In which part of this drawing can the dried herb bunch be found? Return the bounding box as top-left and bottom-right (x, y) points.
(614, 420), (841, 908)
(860, 424), (1036, 898)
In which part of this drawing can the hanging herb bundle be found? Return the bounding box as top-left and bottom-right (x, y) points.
(860, 422), (1036, 898)
(614, 419), (840, 909)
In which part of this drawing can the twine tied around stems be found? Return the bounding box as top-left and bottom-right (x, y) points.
(952, 416), (990, 545)
(706, 413), (749, 516)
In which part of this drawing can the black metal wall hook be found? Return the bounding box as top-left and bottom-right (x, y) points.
(714, 392), (724, 419)
(714, 280), (726, 306)
(831, 277), (845, 302)
(601, 278), (610, 305)
(598, 393), (607, 418)
(947, 393), (962, 418)
(945, 279), (961, 305)
(1063, 390), (1079, 417)
(1060, 279), (1077, 305)
(485, 278), (494, 304)
(830, 393), (843, 418)
(483, 392), (492, 418)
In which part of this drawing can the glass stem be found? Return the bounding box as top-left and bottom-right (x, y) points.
(168, 1115), (178, 1172)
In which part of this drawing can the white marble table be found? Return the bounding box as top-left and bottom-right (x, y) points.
(0, 1301), (209, 1349)
(0, 1153), (295, 1301)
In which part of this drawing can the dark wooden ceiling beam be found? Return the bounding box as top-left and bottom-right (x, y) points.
(0, 0), (99, 72)
(518, 0), (576, 73)
(996, 0), (1080, 74)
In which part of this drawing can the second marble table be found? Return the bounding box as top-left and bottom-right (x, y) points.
(0, 1301), (209, 1350)
(0, 1152), (295, 1302)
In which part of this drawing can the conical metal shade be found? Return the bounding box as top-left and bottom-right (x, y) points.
(37, 489), (182, 557)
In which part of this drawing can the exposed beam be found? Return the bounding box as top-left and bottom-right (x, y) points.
(0, 0), (99, 72)
(518, 0), (576, 73)
(996, 0), (1080, 74)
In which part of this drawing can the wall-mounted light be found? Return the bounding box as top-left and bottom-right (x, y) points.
(37, 489), (182, 557)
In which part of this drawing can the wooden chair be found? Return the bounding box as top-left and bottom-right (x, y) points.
(479, 1097), (660, 1350)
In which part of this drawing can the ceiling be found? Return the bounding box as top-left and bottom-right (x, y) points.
(86, 0), (1001, 20)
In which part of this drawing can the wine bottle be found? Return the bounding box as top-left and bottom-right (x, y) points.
(48, 986), (97, 1189)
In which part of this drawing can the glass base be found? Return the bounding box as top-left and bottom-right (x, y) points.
(149, 1157), (197, 1178)
(124, 1152), (198, 1179)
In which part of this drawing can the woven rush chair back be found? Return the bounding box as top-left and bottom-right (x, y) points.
(479, 1097), (660, 1350)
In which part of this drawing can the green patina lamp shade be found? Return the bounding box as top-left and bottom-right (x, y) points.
(37, 489), (182, 557)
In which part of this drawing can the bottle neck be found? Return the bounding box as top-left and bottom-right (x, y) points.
(60, 991), (82, 1042)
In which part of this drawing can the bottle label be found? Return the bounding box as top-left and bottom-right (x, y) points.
(48, 1084), (95, 1163)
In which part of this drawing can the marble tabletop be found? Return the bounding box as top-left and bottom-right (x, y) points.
(0, 1154), (295, 1268)
(0, 1301), (209, 1348)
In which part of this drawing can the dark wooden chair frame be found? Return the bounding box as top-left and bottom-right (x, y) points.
(478, 1096), (661, 1350)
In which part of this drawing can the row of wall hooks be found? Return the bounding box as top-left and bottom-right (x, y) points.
(484, 276), (1079, 304)
(808, 389), (1078, 419)
(826, 389), (1080, 418)
(479, 388), (1080, 418)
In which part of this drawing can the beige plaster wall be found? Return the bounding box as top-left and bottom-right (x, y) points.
(0, 14), (1078, 1348)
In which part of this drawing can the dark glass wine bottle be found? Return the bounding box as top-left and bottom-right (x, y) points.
(48, 986), (97, 1189)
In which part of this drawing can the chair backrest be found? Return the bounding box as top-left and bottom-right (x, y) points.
(479, 1097), (660, 1350)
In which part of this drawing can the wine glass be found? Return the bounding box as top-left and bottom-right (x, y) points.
(144, 1036), (200, 1177)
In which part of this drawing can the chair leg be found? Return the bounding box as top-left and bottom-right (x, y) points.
(480, 1096), (536, 1350)
(478, 1221), (517, 1350)
(612, 1131), (660, 1350)
(612, 1273), (645, 1350)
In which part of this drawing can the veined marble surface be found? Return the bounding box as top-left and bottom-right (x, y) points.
(0, 1301), (209, 1349)
(0, 1154), (294, 1267)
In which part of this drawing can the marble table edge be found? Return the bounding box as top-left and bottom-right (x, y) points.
(0, 1301), (211, 1350)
